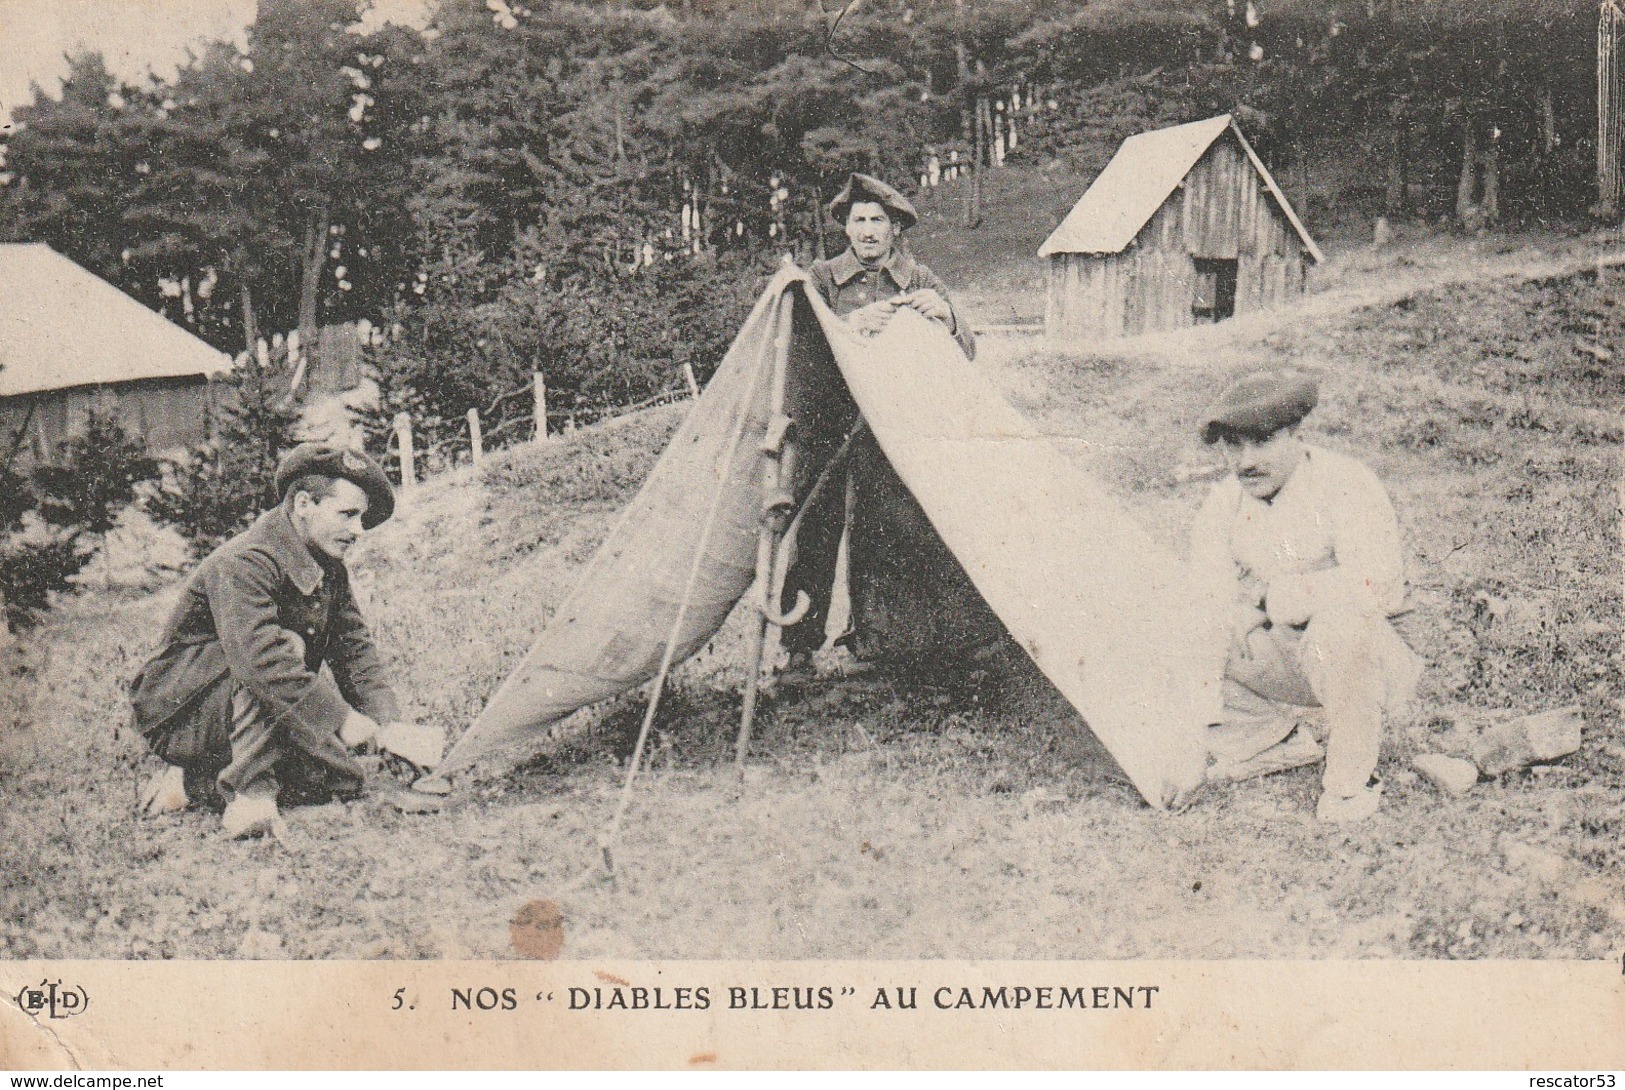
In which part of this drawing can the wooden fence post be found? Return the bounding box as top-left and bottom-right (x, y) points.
(467, 407), (483, 465)
(533, 372), (548, 443)
(393, 411), (416, 491)
(683, 362), (700, 399)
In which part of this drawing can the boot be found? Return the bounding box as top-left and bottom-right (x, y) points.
(1316, 775), (1384, 824)
(1207, 725), (1325, 785)
(140, 765), (189, 816)
(222, 782), (280, 840)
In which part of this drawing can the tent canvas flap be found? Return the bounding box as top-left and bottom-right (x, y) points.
(803, 296), (1209, 805)
(438, 268), (802, 771)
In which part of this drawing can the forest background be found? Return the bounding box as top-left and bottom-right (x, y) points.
(0, 0), (1600, 451)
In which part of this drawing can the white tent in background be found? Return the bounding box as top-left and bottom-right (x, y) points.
(0, 243), (231, 463)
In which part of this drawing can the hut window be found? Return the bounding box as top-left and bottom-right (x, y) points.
(1192, 258), (1238, 323)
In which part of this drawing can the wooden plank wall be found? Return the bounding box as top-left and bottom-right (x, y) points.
(1046, 132), (1311, 344)
(0, 378), (214, 465)
(1047, 251), (1131, 341)
(307, 323), (364, 395)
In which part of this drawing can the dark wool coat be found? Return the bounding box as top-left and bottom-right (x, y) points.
(808, 247), (977, 361)
(780, 246), (1002, 664)
(130, 504), (400, 769)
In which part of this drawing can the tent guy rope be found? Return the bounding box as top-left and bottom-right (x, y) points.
(596, 303), (780, 877)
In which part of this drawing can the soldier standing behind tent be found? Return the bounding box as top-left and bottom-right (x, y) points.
(130, 443), (441, 838)
(1190, 370), (1422, 823)
(807, 173), (976, 360)
(779, 172), (999, 679)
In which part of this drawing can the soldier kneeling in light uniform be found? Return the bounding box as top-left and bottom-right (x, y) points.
(1190, 370), (1422, 823)
(131, 443), (440, 838)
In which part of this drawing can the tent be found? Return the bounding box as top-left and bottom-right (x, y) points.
(439, 266), (1210, 808)
(1, 243), (232, 463)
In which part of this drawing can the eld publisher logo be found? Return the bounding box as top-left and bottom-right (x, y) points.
(14, 980), (88, 1020)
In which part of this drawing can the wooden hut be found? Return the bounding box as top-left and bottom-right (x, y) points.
(1039, 115), (1322, 342)
(0, 244), (231, 465)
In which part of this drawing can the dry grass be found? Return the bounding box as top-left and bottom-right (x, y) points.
(1, 231), (1621, 963)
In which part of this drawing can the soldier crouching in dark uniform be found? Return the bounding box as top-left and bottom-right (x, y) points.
(130, 443), (439, 839)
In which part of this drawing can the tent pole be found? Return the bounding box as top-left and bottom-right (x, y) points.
(735, 309), (804, 772)
(736, 417), (869, 770)
(775, 421), (867, 554)
(734, 568), (775, 772)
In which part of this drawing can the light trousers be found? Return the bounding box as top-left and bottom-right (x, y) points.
(1207, 602), (1420, 798)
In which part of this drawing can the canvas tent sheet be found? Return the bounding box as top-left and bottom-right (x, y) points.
(442, 267), (1209, 807)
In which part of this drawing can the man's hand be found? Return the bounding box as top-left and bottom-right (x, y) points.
(847, 299), (899, 337)
(1231, 603), (1269, 648)
(896, 288), (953, 325)
(339, 710), (379, 748)
(1265, 578), (1315, 629)
(378, 720), (444, 772)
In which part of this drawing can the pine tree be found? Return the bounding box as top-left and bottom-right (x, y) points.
(0, 414), (157, 630)
(1, 53), (147, 290)
(146, 351), (303, 557)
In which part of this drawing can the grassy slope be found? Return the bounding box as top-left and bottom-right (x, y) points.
(904, 160), (1093, 327)
(2, 167), (1621, 962)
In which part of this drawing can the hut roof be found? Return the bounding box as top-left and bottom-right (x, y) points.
(0, 243), (232, 398)
(1037, 114), (1323, 263)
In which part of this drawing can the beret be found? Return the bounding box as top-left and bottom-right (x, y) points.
(1200, 369), (1320, 444)
(827, 172), (918, 230)
(275, 442), (395, 529)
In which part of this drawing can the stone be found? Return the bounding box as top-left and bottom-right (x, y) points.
(412, 774), (453, 796)
(386, 789), (443, 815)
(1412, 754), (1480, 797)
(1520, 706), (1585, 761)
(1472, 706), (1584, 775)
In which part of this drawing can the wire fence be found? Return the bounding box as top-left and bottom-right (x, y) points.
(382, 369), (700, 492)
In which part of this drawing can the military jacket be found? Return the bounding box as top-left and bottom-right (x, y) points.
(809, 247), (977, 360)
(130, 504), (400, 748)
